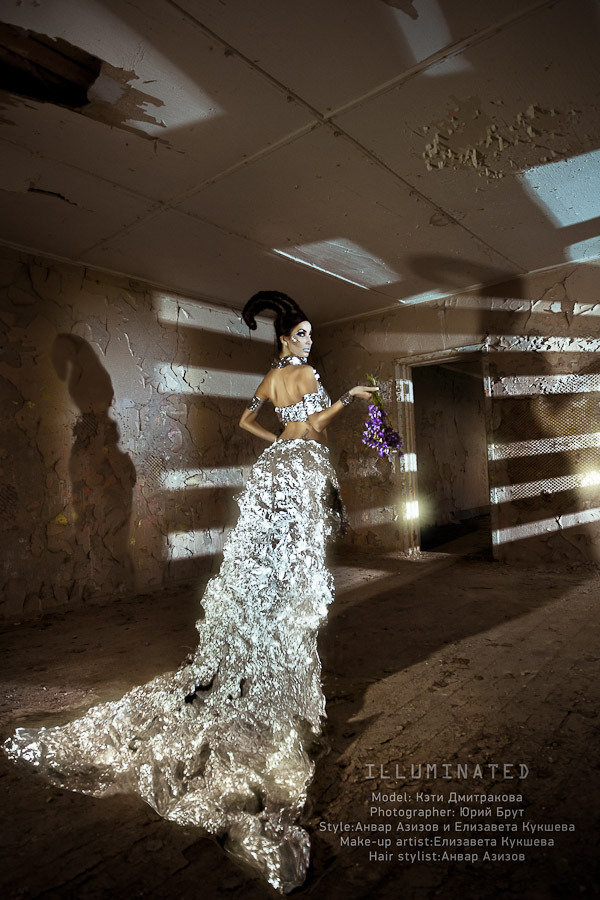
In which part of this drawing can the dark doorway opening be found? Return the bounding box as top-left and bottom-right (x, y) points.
(412, 359), (492, 558)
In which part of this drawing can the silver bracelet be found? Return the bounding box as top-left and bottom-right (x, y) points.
(339, 391), (354, 406)
(247, 395), (264, 412)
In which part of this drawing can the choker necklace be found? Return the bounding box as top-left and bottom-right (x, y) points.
(271, 355), (305, 368)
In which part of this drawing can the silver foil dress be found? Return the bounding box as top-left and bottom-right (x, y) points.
(4, 365), (347, 894)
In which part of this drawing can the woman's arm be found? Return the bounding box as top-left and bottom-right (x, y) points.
(239, 382), (278, 443)
(297, 367), (378, 433)
(308, 392), (373, 433)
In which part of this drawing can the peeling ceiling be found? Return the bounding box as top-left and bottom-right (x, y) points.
(0, 0), (599, 324)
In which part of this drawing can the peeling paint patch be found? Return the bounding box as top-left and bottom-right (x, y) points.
(84, 62), (166, 136)
(421, 99), (585, 180)
(0, 22), (166, 140)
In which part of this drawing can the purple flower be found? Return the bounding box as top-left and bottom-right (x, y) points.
(361, 400), (403, 458)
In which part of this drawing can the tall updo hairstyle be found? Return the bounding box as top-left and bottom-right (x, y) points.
(242, 291), (309, 355)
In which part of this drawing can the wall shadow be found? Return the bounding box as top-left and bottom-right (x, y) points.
(52, 334), (136, 597)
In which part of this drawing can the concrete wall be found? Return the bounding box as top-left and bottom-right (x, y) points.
(319, 262), (600, 565)
(2, 245), (599, 619)
(0, 246), (276, 618)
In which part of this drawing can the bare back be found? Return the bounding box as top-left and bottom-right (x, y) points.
(256, 366), (326, 444)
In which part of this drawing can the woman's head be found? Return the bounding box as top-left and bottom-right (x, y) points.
(242, 291), (311, 355)
(281, 319), (312, 360)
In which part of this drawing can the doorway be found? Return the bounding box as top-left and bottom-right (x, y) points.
(411, 357), (492, 557)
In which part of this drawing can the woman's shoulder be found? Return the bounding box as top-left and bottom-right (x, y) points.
(286, 364), (320, 388)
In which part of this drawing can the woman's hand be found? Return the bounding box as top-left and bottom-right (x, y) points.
(349, 385), (380, 401)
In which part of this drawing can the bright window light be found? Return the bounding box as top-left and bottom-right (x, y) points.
(84, 1), (225, 134)
(155, 295), (272, 342)
(167, 530), (216, 560)
(155, 364), (263, 398)
(519, 149), (600, 228)
(273, 239), (401, 289)
(405, 501), (420, 520)
(491, 374), (600, 397)
(403, 453), (418, 472)
(397, 379), (414, 404)
(490, 432), (600, 461)
(162, 467), (250, 491)
(581, 470), (600, 487)
(397, 289), (448, 306)
(491, 472), (600, 504)
(493, 507), (600, 544)
(390, 0), (471, 77)
(519, 149), (600, 264)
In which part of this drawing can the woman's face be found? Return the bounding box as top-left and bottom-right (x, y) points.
(285, 320), (312, 359)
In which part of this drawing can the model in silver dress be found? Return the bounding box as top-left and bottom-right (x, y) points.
(4, 291), (377, 893)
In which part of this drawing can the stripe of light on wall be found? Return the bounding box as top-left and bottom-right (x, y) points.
(491, 471), (600, 504)
(155, 364), (264, 398)
(491, 374), (600, 397)
(492, 507), (600, 545)
(489, 432), (600, 460)
(154, 294), (273, 343)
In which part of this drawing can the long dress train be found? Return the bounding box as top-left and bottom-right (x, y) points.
(3, 437), (346, 893)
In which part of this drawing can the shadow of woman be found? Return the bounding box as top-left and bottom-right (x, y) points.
(52, 334), (136, 600)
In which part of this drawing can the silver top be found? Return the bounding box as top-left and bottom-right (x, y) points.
(274, 381), (331, 424)
(269, 357), (331, 424)
(271, 355), (304, 369)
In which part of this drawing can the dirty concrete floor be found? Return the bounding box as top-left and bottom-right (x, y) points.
(1, 540), (599, 900)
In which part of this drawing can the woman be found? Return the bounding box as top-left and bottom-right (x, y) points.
(4, 291), (376, 894)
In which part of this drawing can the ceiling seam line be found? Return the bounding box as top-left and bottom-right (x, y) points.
(326, 122), (526, 273)
(83, 111), (523, 270)
(44, 0), (566, 254)
(324, 0), (565, 120)
(151, 122), (317, 203)
(82, 106), (523, 270)
(166, 0), (563, 125)
(164, 0), (326, 119)
(78, 121), (321, 255)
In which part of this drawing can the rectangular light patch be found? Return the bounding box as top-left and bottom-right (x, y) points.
(156, 364), (263, 398)
(491, 374), (600, 397)
(161, 467), (251, 491)
(155, 295), (273, 342)
(490, 432), (600, 461)
(493, 506), (600, 544)
(491, 471), (600, 504)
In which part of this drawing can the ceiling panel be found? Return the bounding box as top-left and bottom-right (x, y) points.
(335, 0), (600, 274)
(177, 124), (517, 302)
(0, 0), (598, 323)
(177, 0), (532, 114)
(0, 140), (154, 257)
(0, 0), (314, 199)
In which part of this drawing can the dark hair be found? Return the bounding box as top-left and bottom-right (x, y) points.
(242, 291), (309, 352)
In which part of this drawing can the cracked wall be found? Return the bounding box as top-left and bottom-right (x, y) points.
(319, 262), (600, 565)
(0, 245), (272, 619)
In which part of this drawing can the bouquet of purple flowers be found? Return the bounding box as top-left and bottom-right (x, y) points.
(361, 374), (404, 458)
